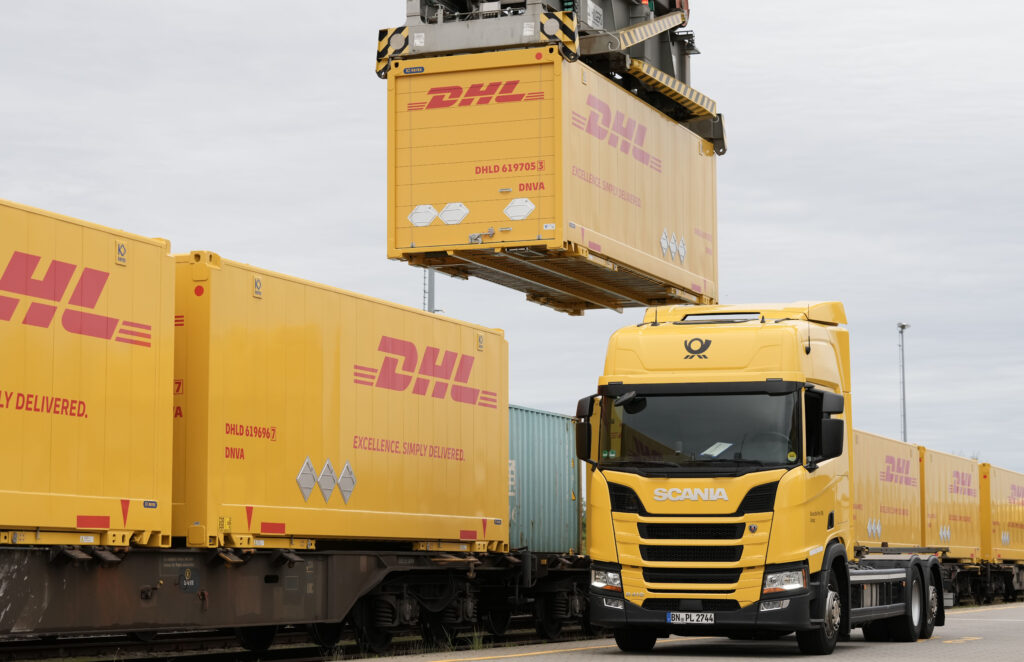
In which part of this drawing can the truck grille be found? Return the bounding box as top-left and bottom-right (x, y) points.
(639, 545), (743, 563)
(638, 523), (744, 540)
(642, 568), (742, 584)
(642, 598), (740, 612)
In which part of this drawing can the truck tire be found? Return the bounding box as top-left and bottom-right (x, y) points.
(614, 629), (657, 652)
(889, 568), (924, 642)
(918, 580), (938, 640)
(796, 567), (842, 655)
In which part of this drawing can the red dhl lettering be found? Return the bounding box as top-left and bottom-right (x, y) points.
(0, 389), (87, 418)
(353, 336), (498, 409)
(571, 94), (662, 173)
(406, 80), (544, 111)
(224, 446), (245, 460)
(519, 182), (545, 191)
(0, 251), (151, 348)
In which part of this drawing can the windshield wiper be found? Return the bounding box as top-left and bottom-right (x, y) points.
(696, 458), (770, 466)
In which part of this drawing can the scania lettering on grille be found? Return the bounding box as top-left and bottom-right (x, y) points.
(653, 487), (729, 502)
(353, 335), (497, 409)
(407, 80), (544, 111)
(0, 250), (152, 347)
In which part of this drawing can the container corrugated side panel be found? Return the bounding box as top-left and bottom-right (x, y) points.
(920, 447), (981, 561)
(173, 252), (509, 548)
(981, 464), (1024, 562)
(0, 199), (174, 546)
(851, 430), (922, 549)
(508, 405), (580, 553)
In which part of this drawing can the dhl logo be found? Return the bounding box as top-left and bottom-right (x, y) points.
(0, 251), (152, 347)
(1010, 484), (1024, 506)
(353, 336), (497, 409)
(949, 469), (978, 497)
(879, 455), (918, 487)
(407, 80), (544, 111)
(571, 94), (662, 172)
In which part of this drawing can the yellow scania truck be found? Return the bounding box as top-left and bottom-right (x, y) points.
(576, 302), (944, 654)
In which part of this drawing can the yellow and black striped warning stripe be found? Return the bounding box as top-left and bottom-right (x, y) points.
(540, 11), (579, 60)
(628, 59), (717, 117)
(617, 11), (685, 50)
(376, 26), (409, 79)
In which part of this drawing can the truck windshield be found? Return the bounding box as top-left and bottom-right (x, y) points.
(598, 392), (802, 471)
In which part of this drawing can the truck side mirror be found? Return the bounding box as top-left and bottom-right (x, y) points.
(821, 392), (844, 415)
(821, 418), (844, 459)
(575, 395), (597, 461)
(575, 421), (591, 461)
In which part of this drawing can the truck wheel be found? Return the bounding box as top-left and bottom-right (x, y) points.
(796, 567), (842, 655)
(860, 621), (890, 642)
(614, 629), (657, 652)
(918, 581), (938, 640)
(889, 568), (924, 642)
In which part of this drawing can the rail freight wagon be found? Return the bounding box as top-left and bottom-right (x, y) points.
(0, 200), (588, 654)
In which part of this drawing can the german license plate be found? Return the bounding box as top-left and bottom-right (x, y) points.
(667, 611), (714, 624)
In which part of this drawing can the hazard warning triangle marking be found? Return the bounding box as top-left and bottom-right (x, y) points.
(121, 499), (130, 527)
(246, 506), (254, 530)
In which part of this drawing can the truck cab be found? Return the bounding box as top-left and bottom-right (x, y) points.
(577, 302), (942, 654)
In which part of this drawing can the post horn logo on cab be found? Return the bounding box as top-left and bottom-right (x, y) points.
(0, 251), (152, 347)
(407, 80), (544, 111)
(352, 336), (498, 409)
(684, 338), (712, 359)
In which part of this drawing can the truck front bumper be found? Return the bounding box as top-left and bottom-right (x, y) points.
(589, 591), (813, 635)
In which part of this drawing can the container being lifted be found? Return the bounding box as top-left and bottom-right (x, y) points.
(377, 1), (725, 315)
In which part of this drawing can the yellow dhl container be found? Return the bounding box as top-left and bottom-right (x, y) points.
(920, 447), (981, 561)
(980, 463), (1024, 563)
(851, 430), (922, 549)
(387, 47), (718, 315)
(0, 200), (174, 547)
(173, 252), (510, 551)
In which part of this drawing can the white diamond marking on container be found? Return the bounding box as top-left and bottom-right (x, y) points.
(668, 232), (678, 259)
(317, 459), (338, 502)
(439, 202), (469, 225)
(295, 456), (317, 502)
(408, 204), (438, 227)
(337, 461), (357, 505)
(677, 236), (687, 263)
(659, 229), (669, 256)
(503, 198), (535, 221)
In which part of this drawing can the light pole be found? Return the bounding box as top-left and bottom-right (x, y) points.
(897, 322), (910, 443)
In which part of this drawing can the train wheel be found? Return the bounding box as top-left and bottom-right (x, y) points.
(308, 621), (345, 647)
(796, 567), (842, 654)
(614, 629), (657, 652)
(919, 581), (938, 640)
(889, 568), (924, 642)
(421, 614), (456, 649)
(480, 608), (512, 636)
(235, 625), (277, 652)
(533, 596), (563, 640)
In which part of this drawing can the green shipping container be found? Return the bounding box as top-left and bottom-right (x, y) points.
(509, 405), (582, 553)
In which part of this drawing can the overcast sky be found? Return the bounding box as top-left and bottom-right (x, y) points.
(2, 1), (1021, 471)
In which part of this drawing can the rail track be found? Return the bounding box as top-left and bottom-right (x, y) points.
(0, 623), (599, 661)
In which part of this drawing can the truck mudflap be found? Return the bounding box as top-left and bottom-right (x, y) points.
(588, 591), (814, 635)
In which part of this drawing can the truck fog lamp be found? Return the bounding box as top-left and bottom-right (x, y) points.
(760, 599), (790, 612)
(603, 597), (625, 610)
(763, 568), (807, 594)
(591, 569), (622, 592)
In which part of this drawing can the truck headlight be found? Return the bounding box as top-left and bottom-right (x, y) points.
(763, 568), (807, 594)
(591, 568), (622, 593)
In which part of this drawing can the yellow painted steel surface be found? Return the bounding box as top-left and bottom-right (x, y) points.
(920, 447), (981, 562)
(587, 303), (854, 609)
(387, 48), (718, 313)
(850, 430), (922, 549)
(0, 200), (174, 547)
(980, 463), (1024, 562)
(173, 252), (509, 549)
